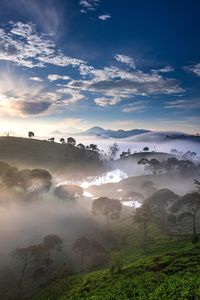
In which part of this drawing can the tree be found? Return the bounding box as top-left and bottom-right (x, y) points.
(54, 184), (83, 203)
(143, 147), (149, 152)
(194, 178), (200, 192)
(28, 131), (34, 138)
(73, 237), (106, 271)
(109, 143), (120, 159)
(48, 137), (55, 142)
(92, 197), (122, 232)
(60, 138), (65, 144)
(0, 161), (11, 183)
(2, 166), (19, 189)
(42, 235), (63, 278)
(133, 202), (153, 254)
(67, 137), (76, 146)
(19, 169), (52, 199)
(77, 143), (85, 150)
(172, 192), (200, 236)
(146, 189), (179, 234)
(12, 244), (44, 299)
(90, 144), (98, 151)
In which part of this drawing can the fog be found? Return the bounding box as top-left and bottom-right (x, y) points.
(73, 135), (200, 158)
(0, 135), (199, 299)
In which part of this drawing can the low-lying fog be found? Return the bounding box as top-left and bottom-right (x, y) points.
(0, 134), (199, 299)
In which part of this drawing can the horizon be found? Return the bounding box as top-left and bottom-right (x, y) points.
(0, 0), (199, 134)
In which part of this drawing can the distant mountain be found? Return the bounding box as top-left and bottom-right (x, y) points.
(80, 126), (150, 138)
(50, 128), (82, 136)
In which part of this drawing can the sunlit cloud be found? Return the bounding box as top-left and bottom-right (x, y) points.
(30, 76), (43, 82)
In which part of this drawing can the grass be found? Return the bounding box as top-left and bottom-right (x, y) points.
(32, 241), (200, 300)
(31, 215), (200, 300)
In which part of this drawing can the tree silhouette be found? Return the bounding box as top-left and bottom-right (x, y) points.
(92, 197), (122, 232)
(2, 166), (19, 189)
(48, 137), (55, 142)
(67, 137), (76, 145)
(143, 147), (149, 152)
(60, 138), (65, 144)
(54, 184), (83, 203)
(42, 235), (63, 279)
(73, 237), (106, 271)
(172, 192), (200, 236)
(18, 169), (52, 199)
(133, 202), (153, 254)
(109, 143), (120, 159)
(12, 244), (44, 299)
(90, 144), (98, 151)
(28, 131), (34, 138)
(77, 143), (85, 150)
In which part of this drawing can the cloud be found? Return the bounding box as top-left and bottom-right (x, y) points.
(94, 97), (121, 106)
(13, 101), (52, 115)
(165, 99), (200, 109)
(0, 22), (86, 69)
(79, 0), (100, 12)
(114, 54), (136, 69)
(66, 65), (184, 106)
(30, 77), (43, 82)
(0, 69), (69, 116)
(98, 14), (111, 21)
(186, 63), (200, 76)
(48, 74), (71, 82)
(122, 101), (148, 113)
(2, 0), (63, 34)
(56, 88), (85, 104)
(152, 66), (174, 73)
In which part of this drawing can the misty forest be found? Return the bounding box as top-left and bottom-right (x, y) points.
(0, 0), (200, 299)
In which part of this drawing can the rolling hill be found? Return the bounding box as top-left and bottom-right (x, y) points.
(0, 136), (101, 175)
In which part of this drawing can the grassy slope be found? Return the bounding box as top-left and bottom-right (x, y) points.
(32, 214), (200, 300)
(32, 239), (200, 300)
(0, 136), (101, 175)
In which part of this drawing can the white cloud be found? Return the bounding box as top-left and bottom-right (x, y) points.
(56, 88), (85, 104)
(114, 54), (136, 69)
(165, 99), (200, 109)
(122, 101), (147, 113)
(48, 74), (71, 82)
(0, 22), (86, 69)
(94, 96), (121, 106)
(186, 63), (200, 76)
(152, 66), (174, 73)
(79, 0), (100, 12)
(98, 14), (111, 21)
(30, 77), (43, 82)
(65, 65), (184, 106)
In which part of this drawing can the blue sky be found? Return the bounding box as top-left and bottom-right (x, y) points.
(0, 0), (199, 135)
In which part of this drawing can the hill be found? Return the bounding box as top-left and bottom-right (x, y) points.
(0, 136), (101, 176)
(32, 239), (200, 300)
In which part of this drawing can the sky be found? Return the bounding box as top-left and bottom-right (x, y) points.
(0, 0), (200, 136)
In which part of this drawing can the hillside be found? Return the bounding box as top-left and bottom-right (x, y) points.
(32, 239), (200, 300)
(0, 136), (101, 175)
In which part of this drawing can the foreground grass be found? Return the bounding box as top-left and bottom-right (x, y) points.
(32, 240), (200, 300)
